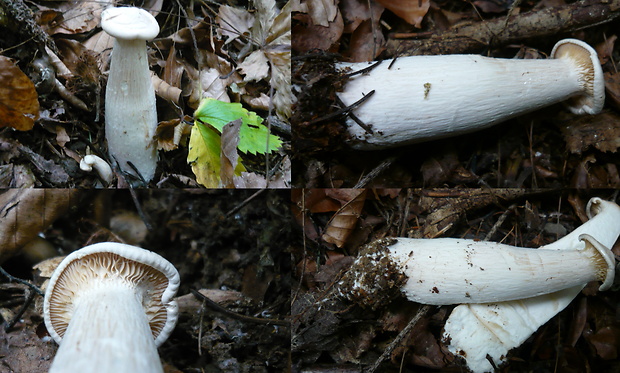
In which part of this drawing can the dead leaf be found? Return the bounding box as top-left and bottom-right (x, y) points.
(292, 11), (344, 53)
(0, 56), (40, 131)
(0, 190), (80, 263)
(345, 19), (386, 61)
(322, 189), (367, 247)
(604, 72), (620, 110)
(238, 50), (270, 82)
(586, 326), (620, 359)
(595, 35), (617, 65)
(43, 0), (109, 35)
(375, 0), (430, 27)
(217, 5), (254, 44)
(221, 119), (243, 188)
(560, 111), (620, 154)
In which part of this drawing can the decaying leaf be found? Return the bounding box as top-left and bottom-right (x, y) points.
(217, 5), (254, 44)
(0, 56), (40, 131)
(560, 111), (620, 154)
(375, 0), (430, 27)
(322, 189), (367, 247)
(0, 189), (80, 263)
(220, 119), (243, 188)
(41, 0), (109, 35)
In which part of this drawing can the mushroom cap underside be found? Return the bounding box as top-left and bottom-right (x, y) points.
(551, 38), (605, 115)
(101, 7), (160, 40)
(43, 242), (179, 347)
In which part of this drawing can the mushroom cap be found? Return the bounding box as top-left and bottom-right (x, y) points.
(43, 242), (179, 347)
(551, 38), (605, 115)
(101, 7), (160, 41)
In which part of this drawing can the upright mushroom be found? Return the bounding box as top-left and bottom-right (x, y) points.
(337, 38), (604, 150)
(43, 242), (180, 373)
(101, 7), (160, 183)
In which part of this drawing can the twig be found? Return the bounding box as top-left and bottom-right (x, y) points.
(0, 267), (43, 296)
(353, 155), (399, 188)
(484, 203), (516, 242)
(4, 289), (36, 331)
(190, 289), (289, 327)
(387, 0), (620, 56)
(365, 305), (431, 373)
(225, 189), (265, 218)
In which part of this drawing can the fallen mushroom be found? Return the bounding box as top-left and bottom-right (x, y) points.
(101, 7), (160, 183)
(339, 234), (613, 308)
(336, 197), (620, 372)
(80, 154), (113, 185)
(442, 197), (620, 373)
(43, 242), (180, 373)
(337, 38), (604, 150)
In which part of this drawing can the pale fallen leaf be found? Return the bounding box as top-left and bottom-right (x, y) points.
(0, 190), (80, 263)
(238, 50), (270, 82)
(217, 5), (254, 44)
(305, 0), (339, 27)
(321, 189), (367, 247)
(376, 0), (430, 27)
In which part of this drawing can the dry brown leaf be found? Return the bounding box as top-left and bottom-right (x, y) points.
(82, 30), (114, 71)
(156, 118), (191, 151)
(376, 0), (430, 27)
(220, 119), (243, 188)
(43, 0), (109, 35)
(0, 56), (39, 131)
(340, 0), (385, 33)
(0, 190), (80, 263)
(604, 72), (620, 110)
(560, 111), (620, 154)
(305, 0), (339, 27)
(345, 19), (386, 61)
(595, 35), (617, 65)
(163, 45), (184, 93)
(217, 5), (254, 44)
(292, 11), (343, 53)
(55, 125), (70, 147)
(238, 50), (270, 82)
(152, 72), (182, 104)
(321, 189), (367, 247)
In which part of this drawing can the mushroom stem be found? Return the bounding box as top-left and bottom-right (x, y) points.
(337, 39), (604, 150)
(105, 37), (158, 182)
(49, 282), (163, 373)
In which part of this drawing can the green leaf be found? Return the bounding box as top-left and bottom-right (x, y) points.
(194, 98), (282, 154)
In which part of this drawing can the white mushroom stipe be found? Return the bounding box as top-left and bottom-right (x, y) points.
(442, 197), (620, 373)
(336, 38), (604, 150)
(43, 242), (180, 373)
(101, 7), (160, 183)
(79, 154), (113, 184)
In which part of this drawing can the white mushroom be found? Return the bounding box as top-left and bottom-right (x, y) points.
(79, 154), (113, 185)
(43, 242), (180, 373)
(337, 197), (620, 373)
(442, 197), (620, 373)
(337, 38), (604, 150)
(101, 7), (160, 183)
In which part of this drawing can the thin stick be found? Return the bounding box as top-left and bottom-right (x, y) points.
(0, 267), (43, 296)
(365, 305), (431, 373)
(190, 289), (289, 327)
